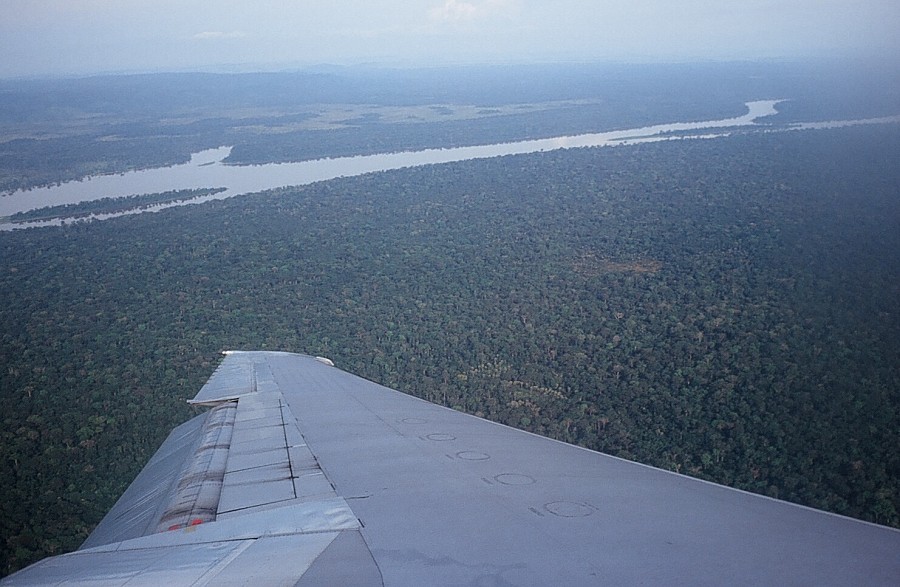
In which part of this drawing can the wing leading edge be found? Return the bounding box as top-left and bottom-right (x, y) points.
(3, 350), (899, 585)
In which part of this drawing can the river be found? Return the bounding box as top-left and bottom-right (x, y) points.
(2, 100), (898, 230)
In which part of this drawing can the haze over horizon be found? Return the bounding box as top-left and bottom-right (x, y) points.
(2, 0), (899, 78)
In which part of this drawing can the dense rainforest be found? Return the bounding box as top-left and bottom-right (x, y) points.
(1, 122), (898, 575)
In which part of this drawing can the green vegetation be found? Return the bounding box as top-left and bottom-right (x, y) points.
(8, 188), (226, 223)
(1, 123), (898, 576)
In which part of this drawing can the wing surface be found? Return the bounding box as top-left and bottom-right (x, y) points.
(3, 350), (899, 585)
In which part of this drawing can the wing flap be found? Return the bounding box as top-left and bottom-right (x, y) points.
(5, 352), (365, 585)
(78, 413), (208, 550)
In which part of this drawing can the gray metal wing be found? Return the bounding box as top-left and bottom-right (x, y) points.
(4, 350), (899, 585)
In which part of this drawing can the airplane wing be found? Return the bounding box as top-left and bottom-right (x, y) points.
(4, 350), (899, 585)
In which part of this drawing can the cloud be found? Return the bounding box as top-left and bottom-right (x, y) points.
(192, 31), (247, 40)
(429, 0), (515, 23)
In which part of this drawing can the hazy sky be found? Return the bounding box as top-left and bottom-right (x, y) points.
(1, 0), (898, 77)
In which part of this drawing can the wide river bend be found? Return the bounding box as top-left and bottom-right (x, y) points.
(2, 100), (898, 230)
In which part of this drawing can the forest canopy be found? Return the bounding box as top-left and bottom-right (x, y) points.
(1, 122), (899, 576)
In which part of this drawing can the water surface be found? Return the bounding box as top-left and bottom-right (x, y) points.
(2, 100), (897, 230)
